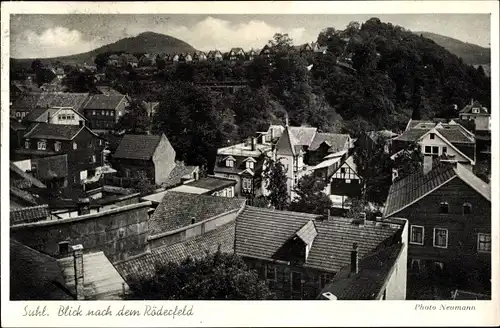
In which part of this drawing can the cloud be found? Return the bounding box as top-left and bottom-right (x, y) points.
(11, 26), (101, 58)
(121, 16), (312, 51)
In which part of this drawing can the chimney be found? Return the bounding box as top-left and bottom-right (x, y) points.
(251, 137), (257, 151)
(58, 241), (70, 256)
(423, 156), (433, 175)
(77, 197), (91, 216)
(72, 244), (85, 300)
(350, 243), (359, 275)
(359, 212), (366, 225)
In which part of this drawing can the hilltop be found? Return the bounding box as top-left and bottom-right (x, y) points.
(414, 31), (490, 65)
(11, 31), (197, 67)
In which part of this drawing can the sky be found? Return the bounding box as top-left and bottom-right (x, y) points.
(10, 14), (491, 58)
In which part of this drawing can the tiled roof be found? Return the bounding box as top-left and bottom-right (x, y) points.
(83, 94), (127, 111)
(115, 221), (236, 282)
(10, 204), (50, 225)
(213, 153), (264, 176)
(162, 162), (199, 188)
(34, 154), (69, 179)
(309, 133), (350, 152)
(11, 94), (42, 109)
(438, 127), (474, 143)
(10, 239), (73, 300)
(149, 191), (245, 235)
(10, 162), (46, 188)
(10, 186), (39, 206)
(24, 123), (83, 140)
(36, 92), (90, 111)
(289, 126), (318, 146)
(113, 134), (163, 160)
(393, 129), (428, 142)
(384, 161), (490, 218)
(235, 207), (401, 272)
(57, 251), (129, 300)
(23, 107), (54, 122)
(320, 243), (403, 300)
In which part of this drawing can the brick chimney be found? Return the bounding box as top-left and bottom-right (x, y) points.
(72, 244), (85, 300)
(77, 197), (91, 216)
(350, 243), (359, 275)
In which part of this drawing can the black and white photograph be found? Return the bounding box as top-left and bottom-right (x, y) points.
(1, 1), (498, 326)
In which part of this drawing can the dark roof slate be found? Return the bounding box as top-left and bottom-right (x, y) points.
(185, 176), (237, 191)
(115, 221), (236, 283)
(36, 92), (90, 110)
(149, 191), (245, 235)
(24, 123), (83, 140)
(10, 205), (50, 225)
(113, 134), (162, 160)
(83, 94), (126, 111)
(235, 207), (401, 272)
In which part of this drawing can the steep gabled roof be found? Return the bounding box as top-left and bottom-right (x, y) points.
(460, 100), (489, 114)
(289, 126), (318, 146)
(83, 94), (127, 111)
(309, 133), (350, 152)
(113, 134), (163, 160)
(24, 123), (86, 140)
(235, 206), (401, 272)
(384, 162), (490, 218)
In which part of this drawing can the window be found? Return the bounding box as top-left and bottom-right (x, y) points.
(73, 142), (78, 150)
(265, 264), (276, 281)
(37, 141), (46, 150)
(246, 161), (254, 170)
(24, 140), (30, 149)
(432, 146), (439, 155)
(226, 159), (234, 167)
(410, 225), (424, 245)
(425, 146), (432, 154)
(101, 110), (105, 116)
(463, 203), (472, 215)
(439, 202), (449, 213)
(433, 228), (448, 248)
(345, 179), (351, 184)
(477, 233), (491, 253)
(242, 178), (252, 192)
(16, 112), (21, 118)
(442, 146), (447, 154)
(89, 155), (96, 163)
(430, 133), (435, 139)
(92, 110), (96, 116)
(410, 259), (421, 272)
(227, 188), (233, 198)
(54, 141), (61, 152)
(340, 168), (346, 174)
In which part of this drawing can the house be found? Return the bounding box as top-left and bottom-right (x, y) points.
(14, 123), (106, 191)
(213, 136), (273, 200)
(383, 159), (491, 293)
(184, 53), (193, 63)
(207, 50), (223, 61)
(357, 130), (398, 155)
(107, 54), (121, 67)
(120, 53), (139, 68)
(10, 161), (47, 209)
(161, 161), (200, 189)
(459, 99), (490, 132)
(82, 94), (130, 133)
(312, 42), (328, 54)
(35, 92), (91, 113)
(145, 191), (246, 249)
(141, 101), (160, 118)
(192, 51), (207, 62)
(138, 53), (156, 67)
(314, 155), (362, 211)
(272, 121), (354, 199)
(246, 49), (257, 61)
(167, 175), (237, 197)
(234, 206), (408, 300)
(112, 133), (176, 186)
(171, 53), (180, 63)
(22, 106), (87, 126)
(10, 93), (42, 120)
(392, 119), (476, 170)
(10, 240), (130, 300)
(259, 44), (274, 58)
(296, 43), (314, 53)
(229, 47), (246, 61)
(114, 219), (237, 283)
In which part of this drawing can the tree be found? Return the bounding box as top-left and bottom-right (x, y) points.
(262, 157), (289, 210)
(116, 100), (151, 134)
(127, 250), (275, 300)
(94, 53), (109, 70)
(352, 135), (393, 205)
(392, 143), (423, 181)
(61, 69), (96, 92)
(31, 59), (44, 72)
(269, 33), (294, 54)
(345, 197), (368, 221)
(289, 174), (333, 215)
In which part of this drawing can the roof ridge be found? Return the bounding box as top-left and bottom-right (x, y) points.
(10, 204), (49, 212)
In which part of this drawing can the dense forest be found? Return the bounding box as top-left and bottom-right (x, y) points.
(19, 18), (491, 169)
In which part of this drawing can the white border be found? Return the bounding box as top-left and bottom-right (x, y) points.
(1, 1), (499, 327)
(410, 225), (425, 246)
(433, 227), (449, 249)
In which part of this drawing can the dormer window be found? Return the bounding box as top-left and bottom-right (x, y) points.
(430, 133), (435, 140)
(472, 108), (479, 114)
(243, 157), (256, 170)
(246, 161), (254, 170)
(226, 159), (234, 167)
(37, 140), (46, 150)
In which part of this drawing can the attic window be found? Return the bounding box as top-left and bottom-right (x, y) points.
(463, 203), (472, 215)
(472, 108), (479, 114)
(439, 202), (449, 214)
(430, 133), (435, 140)
(226, 159), (234, 168)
